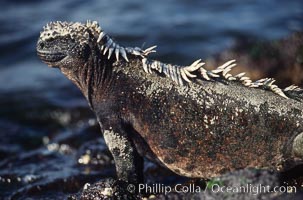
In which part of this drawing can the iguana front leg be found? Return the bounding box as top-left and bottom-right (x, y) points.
(100, 120), (144, 184)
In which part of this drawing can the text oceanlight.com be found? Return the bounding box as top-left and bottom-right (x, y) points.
(127, 183), (296, 195)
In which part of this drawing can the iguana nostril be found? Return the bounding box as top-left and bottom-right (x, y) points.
(39, 41), (45, 49)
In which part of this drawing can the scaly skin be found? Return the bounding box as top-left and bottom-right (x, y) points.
(37, 21), (303, 185)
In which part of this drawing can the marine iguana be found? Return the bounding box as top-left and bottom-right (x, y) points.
(36, 21), (303, 185)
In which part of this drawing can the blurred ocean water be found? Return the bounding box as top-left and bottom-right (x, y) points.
(0, 0), (302, 92)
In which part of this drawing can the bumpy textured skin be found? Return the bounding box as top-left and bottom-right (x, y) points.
(37, 21), (303, 184)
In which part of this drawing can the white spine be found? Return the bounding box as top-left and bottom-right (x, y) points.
(96, 29), (302, 100)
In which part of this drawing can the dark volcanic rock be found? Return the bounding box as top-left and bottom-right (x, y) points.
(207, 32), (303, 87)
(69, 178), (142, 200)
(71, 169), (303, 200)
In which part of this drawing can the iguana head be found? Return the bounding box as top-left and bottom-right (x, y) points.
(37, 21), (101, 69)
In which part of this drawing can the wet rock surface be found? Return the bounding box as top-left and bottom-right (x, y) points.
(69, 169), (303, 200)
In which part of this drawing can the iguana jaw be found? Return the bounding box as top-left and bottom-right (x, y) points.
(36, 49), (66, 67)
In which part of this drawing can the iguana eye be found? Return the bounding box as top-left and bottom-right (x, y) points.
(46, 38), (54, 42)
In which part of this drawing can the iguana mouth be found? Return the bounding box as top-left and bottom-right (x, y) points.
(37, 50), (66, 64)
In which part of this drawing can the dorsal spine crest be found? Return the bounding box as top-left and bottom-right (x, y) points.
(43, 21), (303, 101)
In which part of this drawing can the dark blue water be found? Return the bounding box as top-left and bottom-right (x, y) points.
(1, 0), (302, 92)
(0, 0), (302, 199)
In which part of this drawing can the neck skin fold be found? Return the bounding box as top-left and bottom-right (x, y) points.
(60, 49), (115, 109)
